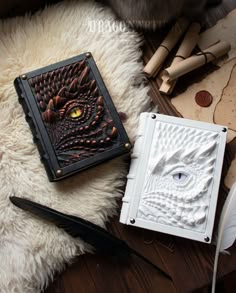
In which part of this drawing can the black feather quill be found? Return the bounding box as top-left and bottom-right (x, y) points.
(10, 196), (171, 280)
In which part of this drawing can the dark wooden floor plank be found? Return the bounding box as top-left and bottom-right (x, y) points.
(114, 216), (176, 293)
(48, 256), (98, 293)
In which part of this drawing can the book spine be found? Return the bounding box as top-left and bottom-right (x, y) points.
(14, 78), (53, 181)
(120, 113), (147, 224)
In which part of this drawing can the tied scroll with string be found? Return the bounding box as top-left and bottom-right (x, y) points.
(161, 41), (230, 83)
(144, 18), (231, 96)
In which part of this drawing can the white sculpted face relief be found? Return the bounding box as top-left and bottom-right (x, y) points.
(137, 121), (220, 233)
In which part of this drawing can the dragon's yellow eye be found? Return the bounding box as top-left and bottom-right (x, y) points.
(69, 107), (82, 118)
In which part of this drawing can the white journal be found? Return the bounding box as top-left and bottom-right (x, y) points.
(120, 113), (227, 243)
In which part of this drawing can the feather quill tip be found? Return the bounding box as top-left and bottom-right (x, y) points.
(9, 196), (172, 281)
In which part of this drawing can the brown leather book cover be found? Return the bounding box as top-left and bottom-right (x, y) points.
(14, 53), (131, 181)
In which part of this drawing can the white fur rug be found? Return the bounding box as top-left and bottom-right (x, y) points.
(0, 1), (151, 292)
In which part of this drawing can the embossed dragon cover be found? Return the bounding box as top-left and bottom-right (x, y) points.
(120, 113), (227, 243)
(14, 53), (130, 181)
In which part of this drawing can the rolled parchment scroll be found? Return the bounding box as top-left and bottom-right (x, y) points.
(162, 41), (231, 81)
(143, 18), (189, 77)
(160, 22), (201, 95)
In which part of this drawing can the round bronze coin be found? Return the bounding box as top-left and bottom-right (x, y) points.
(195, 90), (213, 107)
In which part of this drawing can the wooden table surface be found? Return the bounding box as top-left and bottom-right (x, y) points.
(46, 1), (236, 292)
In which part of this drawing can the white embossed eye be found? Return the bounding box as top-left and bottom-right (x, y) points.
(172, 172), (188, 183)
